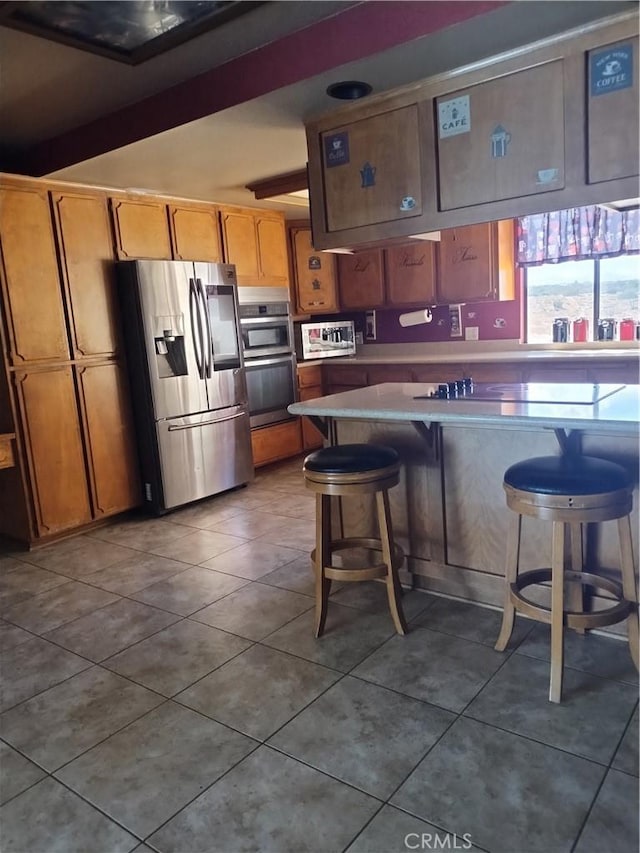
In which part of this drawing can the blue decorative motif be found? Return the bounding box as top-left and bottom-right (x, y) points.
(490, 125), (511, 158)
(324, 132), (350, 167)
(360, 162), (376, 188)
(591, 43), (633, 96)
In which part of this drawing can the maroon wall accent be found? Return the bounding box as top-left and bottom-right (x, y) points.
(22, 0), (507, 175)
(373, 299), (521, 343)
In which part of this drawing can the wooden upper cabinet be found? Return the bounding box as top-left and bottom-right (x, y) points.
(385, 241), (437, 306)
(13, 366), (92, 535)
(75, 361), (140, 517)
(52, 191), (120, 360)
(221, 208), (289, 287)
(256, 216), (289, 286)
(437, 222), (498, 303)
(220, 209), (260, 282)
(290, 226), (338, 314)
(587, 36), (639, 183)
(169, 204), (222, 261)
(0, 184), (69, 364)
(436, 61), (565, 211)
(320, 104), (423, 233)
(338, 248), (385, 309)
(110, 197), (172, 260)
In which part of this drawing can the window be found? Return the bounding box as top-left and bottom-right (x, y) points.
(525, 255), (640, 343)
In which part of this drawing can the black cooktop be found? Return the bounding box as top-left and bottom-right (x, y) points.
(414, 383), (626, 405)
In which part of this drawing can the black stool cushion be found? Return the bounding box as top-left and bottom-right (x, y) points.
(504, 455), (632, 495)
(304, 443), (399, 474)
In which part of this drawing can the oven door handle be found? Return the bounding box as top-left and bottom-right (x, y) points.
(244, 356), (294, 368)
(239, 316), (289, 325)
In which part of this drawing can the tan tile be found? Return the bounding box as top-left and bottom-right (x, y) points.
(2, 581), (119, 634)
(18, 535), (139, 578)
(88, 516), (193, 551)
(163, 500), (243, 530)
(192, 582), (313, 641)
(83, 553), (189, 595)
(200, 541), (304, 579)
(131, 567), (248, 616)
(0, 619), (34, 651)
(256, 516), (315, 551)
(0, 563), (70, 609)
(44, 598), (179, 662)
(56, 701), (255, 838)
(0, 777), (138, 852)
(0, 742), (46, 805)
(148, 528), (247, 563)
(0, 637), (91, 713)
(0, 556), (31, 575)
(207, 509), (293, 541)
(223, 486), (286, 510)
(0, 666), (163, 770)
(105, 619), (251, 696)
(256, 492), (316, 519)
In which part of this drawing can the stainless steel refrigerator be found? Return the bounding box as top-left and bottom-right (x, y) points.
(117, 260), (253, 513)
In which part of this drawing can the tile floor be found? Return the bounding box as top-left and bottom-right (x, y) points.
(0, 456), (637, 853)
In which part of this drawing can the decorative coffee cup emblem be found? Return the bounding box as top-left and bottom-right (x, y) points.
(493, 318), (506, 328)
(360, 162), (376, 188)
(604, 60), (622, 75)
(537, 168), (559, 184)
(332, 138), (342, 150)
(400, 196), (416, 211)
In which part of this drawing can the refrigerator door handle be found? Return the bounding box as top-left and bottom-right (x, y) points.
(189, 278), (204, 379)
(167, 412), (246, 431)
(196, 278), (213, 378)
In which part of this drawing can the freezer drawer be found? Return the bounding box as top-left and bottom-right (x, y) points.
(155, 407), (253, 509)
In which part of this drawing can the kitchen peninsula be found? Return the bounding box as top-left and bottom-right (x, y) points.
(289, 382), (639, 632)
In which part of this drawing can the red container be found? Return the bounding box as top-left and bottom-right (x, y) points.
(619, 318), (635, 341)
(572, 318), (589, 342)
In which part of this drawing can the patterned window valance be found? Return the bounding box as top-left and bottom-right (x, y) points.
(517, 206), (640, 266)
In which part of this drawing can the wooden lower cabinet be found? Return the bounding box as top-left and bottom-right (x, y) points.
(251, 419), (302, 467)
(13, 366), (92, 536)
(297, 363), (324, 450)
(75, 361), (140, 517)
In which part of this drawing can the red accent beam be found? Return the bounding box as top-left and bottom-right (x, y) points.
(23, 0), (507, 175)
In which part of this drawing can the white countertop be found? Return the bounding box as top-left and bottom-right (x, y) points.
(289, 382), (640, 432)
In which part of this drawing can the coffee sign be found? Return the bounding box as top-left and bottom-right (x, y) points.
(590, 43), (633, 96)
(438, 95), (471, 139)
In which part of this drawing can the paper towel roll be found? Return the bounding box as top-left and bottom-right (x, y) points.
(399, 308), (433, 327)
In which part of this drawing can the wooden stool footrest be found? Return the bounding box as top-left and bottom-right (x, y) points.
(311, 536), (404, 582)
(509, 568), (634, 629)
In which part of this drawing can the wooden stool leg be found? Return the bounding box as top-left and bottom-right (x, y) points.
(315, 493), (332, 638)
(568, 522), (585, 635)
(549, 521), (566, 703)
(617, 515), (639, 671)
(495, 512), (521, 651)
(376, 489), (407, 635)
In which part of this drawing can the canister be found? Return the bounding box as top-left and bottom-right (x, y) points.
(596, 318), (616, 341)
(619, 318), (635, 341)
(552, 318), (569, 343)
(572, 318), (589, 342)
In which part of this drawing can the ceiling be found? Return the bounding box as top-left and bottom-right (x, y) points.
(1, 0), (634, 218)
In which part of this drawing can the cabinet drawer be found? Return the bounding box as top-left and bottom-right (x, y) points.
(297, 364), (323, 389)
(322, 365), (368, 388)
(251, 420), (302, 467)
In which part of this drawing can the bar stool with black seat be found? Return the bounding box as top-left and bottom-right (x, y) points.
(303, 443), (407, 638)
(495, 453), (639, 703)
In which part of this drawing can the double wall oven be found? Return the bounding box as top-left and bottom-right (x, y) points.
(238, 287), (297, 428)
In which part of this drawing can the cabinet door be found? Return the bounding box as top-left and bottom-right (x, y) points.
(14, 367), (92, 535)
(256, 216), (289, 286)
(292, 227), (338, 314)
(76, 361), (140, 517)
(169, 204), (222, 262)
(338, 249), (385, 309)
(220, 210), (260, 283)
(587, 37), (639, 183)
(0, 185), (69, 364)
(299, 386), (324, 450)
(436, 61), (565, 210)
(437, 223), (498, 303)
(321, 104), (422, 232)
(52, 192), (120, 359)
(251, 420), (302, 467)
(110, 198), (172, 260)
(385, 242), (437, 306)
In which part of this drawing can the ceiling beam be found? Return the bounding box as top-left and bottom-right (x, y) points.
(246, 169), (308, 199)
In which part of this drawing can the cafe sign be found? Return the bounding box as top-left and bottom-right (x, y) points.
(590, 43), (633, 96)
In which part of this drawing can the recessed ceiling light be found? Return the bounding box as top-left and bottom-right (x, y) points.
(326, 80), (372, 100)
